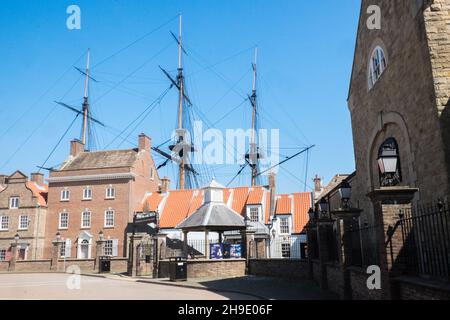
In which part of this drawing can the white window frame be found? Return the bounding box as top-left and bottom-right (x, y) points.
(9, 197), (19, 209)
(59, 212), (69, 229)
(368, 46), (387, 89)
(83, 187), (92, 200)
(279, 217), (290, 235)
(249, 207), (260, 223)
(0, 216), (10, 231)
(106, 185), (115, 199)
(104, 240), (113, 256)
(61, 188), (70, 201)
(104, 209), (115, 228)
(81, 210), (91, 228)
(281, 242), (291, 258)
(18, 216), (29, 230)
(0, 249), (6, 261)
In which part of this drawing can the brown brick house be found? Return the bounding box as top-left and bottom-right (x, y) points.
(0, 171), (48, 261)
(44, 133), (160, 259)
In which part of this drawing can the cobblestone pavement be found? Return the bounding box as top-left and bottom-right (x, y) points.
(0, 273), (258, 300)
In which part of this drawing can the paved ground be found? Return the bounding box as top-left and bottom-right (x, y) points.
(0, 273), (258, 300)
(138, 275), (338, 300)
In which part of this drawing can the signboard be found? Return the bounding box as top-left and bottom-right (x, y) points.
(134, 212), (158, 225)
(230, 244), (242, 259)
(210, 244), (223, 259)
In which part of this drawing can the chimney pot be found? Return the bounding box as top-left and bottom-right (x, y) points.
(160, 176), (170, 193)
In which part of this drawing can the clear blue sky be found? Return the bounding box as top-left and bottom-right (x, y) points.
(0, 0), (360, 194)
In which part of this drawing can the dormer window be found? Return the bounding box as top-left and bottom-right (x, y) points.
(368, 46), (387, 89)
(83, 187), (92, 200)
(9, 197), (19, 209)
(249, 207), (260, 222)
(61, 188), (70, 201)
(106, 185), (115, 199)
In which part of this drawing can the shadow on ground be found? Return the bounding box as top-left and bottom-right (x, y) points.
(195, 276), (338, 300)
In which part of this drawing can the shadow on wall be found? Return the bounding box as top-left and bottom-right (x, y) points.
(440, 99), (450, 199)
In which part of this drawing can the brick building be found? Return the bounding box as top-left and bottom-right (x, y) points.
(0, 171), (48, 261)
(348, 0), (450, 224)
(44, 133), (160, 259)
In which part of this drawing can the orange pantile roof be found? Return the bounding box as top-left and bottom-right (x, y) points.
(26, 181), (48, 207)
(138, 185), (311, 233)
(292, 193), (311, 234)
(230, 187), (250, 215)
(275, 194), (292, 215)
(159, 190), (194, 228)
(247, 187), (264, 205)
(140, 193), (164, 212)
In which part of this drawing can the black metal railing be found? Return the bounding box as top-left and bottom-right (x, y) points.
(345, 222), (379, 267)
(397, 201), (450, 281)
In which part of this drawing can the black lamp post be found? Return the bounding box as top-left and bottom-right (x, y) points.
(318, 198), (329, 219)
(339, 180), (352, 209)
(377, 138), (401, 187)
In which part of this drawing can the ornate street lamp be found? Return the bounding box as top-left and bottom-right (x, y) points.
(308, 208), (316, 221)
(339, 180), (352, 209)
(318, 198), (329, 219)
(14, 233), (20, 244)
(99, 230), (104, 241)
(55, 232), (61, 242)
(378, 138), (401, 187)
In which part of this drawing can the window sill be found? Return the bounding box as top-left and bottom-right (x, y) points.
(58, 227), (69, 230)
(80, 227), (91, 230)
(82, 199), (92, 201)
(17, 229), (28, 231)
(0, 230), (9, 232)
(60, 200), (70, 202)
(103, 226), (115, 229)
(105, 198), (116, 200)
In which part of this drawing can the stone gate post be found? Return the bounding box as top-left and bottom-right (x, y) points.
(367, 186), (418, 299)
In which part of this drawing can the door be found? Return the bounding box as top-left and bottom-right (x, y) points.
(80, 240), (89, 259)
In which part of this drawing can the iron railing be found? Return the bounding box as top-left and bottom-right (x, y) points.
(397, 201), (450, 280)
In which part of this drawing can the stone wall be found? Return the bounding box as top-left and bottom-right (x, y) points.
(393, 276), (450, 300)
(325, 263), (344, 296)
(348, 267), (384, 300)
(159, 259), (246, 279)
(248, 259), (309, 279)
(14, 260), (52, 272)
(0, 261), (9, 272)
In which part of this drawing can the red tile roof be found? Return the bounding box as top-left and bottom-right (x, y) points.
(275, 194), (292, 215)
(158, 190), (195, 228)
(138, 185), (311, 234)
(292, 193), (311, 234)
(26, 181), (48, 206)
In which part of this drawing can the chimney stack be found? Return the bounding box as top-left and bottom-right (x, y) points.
(70, 139), (85, 157)
(159, 176), (170, 193)
(30, 173), (44, 186)
(0, 175), (7, 187)
(138, 133), (151, 152)
(268, 172), (277, 216)
(313, 174), (322, 193)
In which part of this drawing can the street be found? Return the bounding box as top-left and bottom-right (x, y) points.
(0, 274), (259, 300)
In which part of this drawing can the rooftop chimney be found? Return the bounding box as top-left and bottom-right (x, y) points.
(268, 172), (277, 216)
(30, 173), (44, 186)
(0, 175), (7, 187)
(314, 174), (322, 193)
(70, 139), (85, 157)
(138, 133), (151, 152)
(160, 176), (170, 194)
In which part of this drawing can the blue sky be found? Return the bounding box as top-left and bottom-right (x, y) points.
(0, 0), (361, 194)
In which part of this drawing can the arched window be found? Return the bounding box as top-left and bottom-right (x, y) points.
(368, 46), (387, 89)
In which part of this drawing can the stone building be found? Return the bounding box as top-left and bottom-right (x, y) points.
(0, 171), (48, 261)
(44, 133), (160, 259)
(348, 0), (450, 224)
